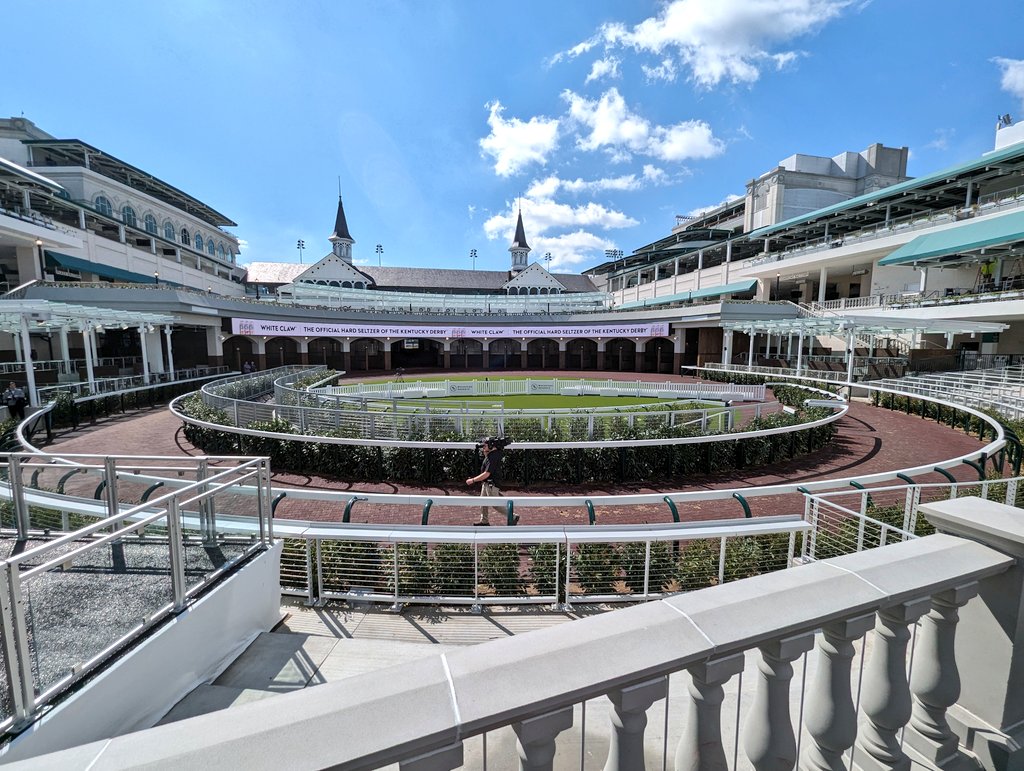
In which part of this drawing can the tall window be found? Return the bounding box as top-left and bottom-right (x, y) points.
(94, 196), (112, 216)
(194, 233), (204, 251)
(180, 227), (190, 245)
(121, 205), (137, 228)
(217, 243), (225, 259)
(206, 238), (215, 256)
(163, 221), (175, 241)
(144, 213), (157, 234)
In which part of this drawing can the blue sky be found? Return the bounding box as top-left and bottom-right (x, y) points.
(4, 1), (1024, 274)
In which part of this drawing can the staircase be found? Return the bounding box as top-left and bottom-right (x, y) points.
(793, 301), (911, 356)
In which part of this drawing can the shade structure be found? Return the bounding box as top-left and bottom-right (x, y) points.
(617, 279), (758, 310)
(877, 210), (1024, 267)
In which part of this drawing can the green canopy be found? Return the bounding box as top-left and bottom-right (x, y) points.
(878, 210), (1024, 266)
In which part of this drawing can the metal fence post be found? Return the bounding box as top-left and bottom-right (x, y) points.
(166, 498), (187, 611)
(0, 564), (31, 724)
(8, 457), (29, 540)
(103, 456), (121, 535)
(718, 537), (727, 585)
(642, 541), (651, 599)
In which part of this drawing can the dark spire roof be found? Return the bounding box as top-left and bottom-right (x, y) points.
(510, 209), (530, 250)
(330, 196), (353, 242)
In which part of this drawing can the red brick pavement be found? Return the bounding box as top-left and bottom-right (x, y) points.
(45, 371), (986, 527)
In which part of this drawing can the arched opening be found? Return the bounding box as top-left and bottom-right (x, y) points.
(265, 337), (300, 368)
(391, 338), (443, 369)
(487, 338), (522, 370)
(605, 338), (637, 372)
(527, 338), (559, 370)
(566, 338), (598, 370)
(450, 339), (483, 371)
(223, 336), (255, 373)
(643, 337), (674, 374)
(350, 338), (385, 372)
(308, 337), (344, 370)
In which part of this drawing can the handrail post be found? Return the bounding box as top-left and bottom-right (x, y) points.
(731, 492), (753, 518)
(961, 458), (986, 481)
(663, 495), (680, 523)
(8, 456), (29, 540)
(584, 499), (596, 525)
(420, 499), (433, 526)
(342, 495), (366, 523)
(166, 498), (187, 612)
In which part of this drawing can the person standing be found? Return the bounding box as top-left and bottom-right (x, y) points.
(4, 381), (26, 421)
(466, 438), (518, 526)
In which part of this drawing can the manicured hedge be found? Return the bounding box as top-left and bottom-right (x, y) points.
(178, 387), (838, 485)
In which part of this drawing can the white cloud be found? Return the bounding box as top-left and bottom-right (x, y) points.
(924, 128), (955, 151)
(478, 100), (560, 177)
(467, 204), (476, 218)
(525, 173), (643, 198)
(555, 0), (850, 88)
(562, 87), (725, 162)
(642, 165), (668, 185)
(483, 197), (638, 242)
(585, 56), (621, 83)
(533, 231), (616, 272)
(994, 57), (1024, 108)
(641, 58), (678, 82)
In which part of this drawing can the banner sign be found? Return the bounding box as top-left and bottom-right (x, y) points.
(231, 318), (670, 339)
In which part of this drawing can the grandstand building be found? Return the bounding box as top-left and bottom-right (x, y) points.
(0, 115), (1024, 387)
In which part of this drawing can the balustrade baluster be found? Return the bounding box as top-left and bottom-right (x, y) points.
(603, 677), (667, 771)
(905, 584), (979, 767)
(800, 615), (874, 771)
(855, 598), (931, 771)
(513, 705), (574, 771)
(399, 741), (463, 770)
(675, 653), (744, 771)
(744, 633), (815, 770)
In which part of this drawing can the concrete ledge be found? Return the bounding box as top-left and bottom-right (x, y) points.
(920, 496), (1024, 559)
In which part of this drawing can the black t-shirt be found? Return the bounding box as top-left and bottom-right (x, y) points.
(481, 449), (503, 486)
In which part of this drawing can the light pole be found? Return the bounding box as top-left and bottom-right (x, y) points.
(470, 249), (477, 270)
(153, 271), (160, 287)
(297, 239), (305, 264)
(375, 244), (383, 266)
(34, 238), (44, 279)
(544, 252), (552, 270)
(775, 273), (781, 301)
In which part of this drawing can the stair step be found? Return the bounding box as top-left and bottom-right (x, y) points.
(157, 685), (277, 725)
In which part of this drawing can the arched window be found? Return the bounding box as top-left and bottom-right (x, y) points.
(163, 221), (175, 241)
(206, 238), (215, 256)
(180, 227), (190, 245)
(94, 196), (112, 216)
(121, 205), (137, 228)
(217, 243), (225, 259)
(144, 213), (157, 234)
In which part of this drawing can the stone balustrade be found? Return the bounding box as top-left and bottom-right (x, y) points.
(21, 497), (1024, 771)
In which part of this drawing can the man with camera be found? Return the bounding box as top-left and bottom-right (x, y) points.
(466, 437), (518, 526)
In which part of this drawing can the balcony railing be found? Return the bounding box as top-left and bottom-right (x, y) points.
(20, 495), (1022, 770)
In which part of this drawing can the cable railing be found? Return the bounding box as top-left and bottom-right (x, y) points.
(0, 451), (273, 735)
(34, 365), (230, 403)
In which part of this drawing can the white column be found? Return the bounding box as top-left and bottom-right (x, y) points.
(817, 266), (828, 303)
(163, 325), (175, 375)
(856, 599), (931, 771)
(919, 267), (927, 292)
(83, 326), (96, 391)
(744, 633), (815, 771)
(801, 615), (875, 771)
(19, 316), (38, 407)
(513, 707), (573, 770)
(796, 331), (805, 376)
(603, 678), (667, 771)
(846, 330), (856, 382)
(721, 329), (733, 365)
(905, 584), (979, 765)
(696, 250), (703, 290)
(90, 325), (99, 364)
(724, 240), (732, 283)
(786, 335), (793, 359)
(138, 326), (151, 384)
(676, 654), (744, 771)
(58, 325), (71, 374)
(748, 331), (756, 365)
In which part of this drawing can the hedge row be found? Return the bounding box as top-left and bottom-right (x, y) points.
(179, 388), (838, 485)
(287, 533), (793, 599)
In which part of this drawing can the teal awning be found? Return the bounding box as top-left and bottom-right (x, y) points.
(617, 279), (757, 310)
(878, 210), (1024, 266)
(45, 250), (159, 284)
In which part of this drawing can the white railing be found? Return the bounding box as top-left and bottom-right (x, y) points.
(0, 452), (274, 735)
(34, 365), (231, 403)
(875, 366), (1024, 419)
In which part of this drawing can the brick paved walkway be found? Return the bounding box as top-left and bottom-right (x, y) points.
(45, 371), (986, 527)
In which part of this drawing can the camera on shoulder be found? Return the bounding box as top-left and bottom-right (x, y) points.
(475, 436), (510, 450)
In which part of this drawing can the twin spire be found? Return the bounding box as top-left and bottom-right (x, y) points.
(325, 193), (533, 273)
